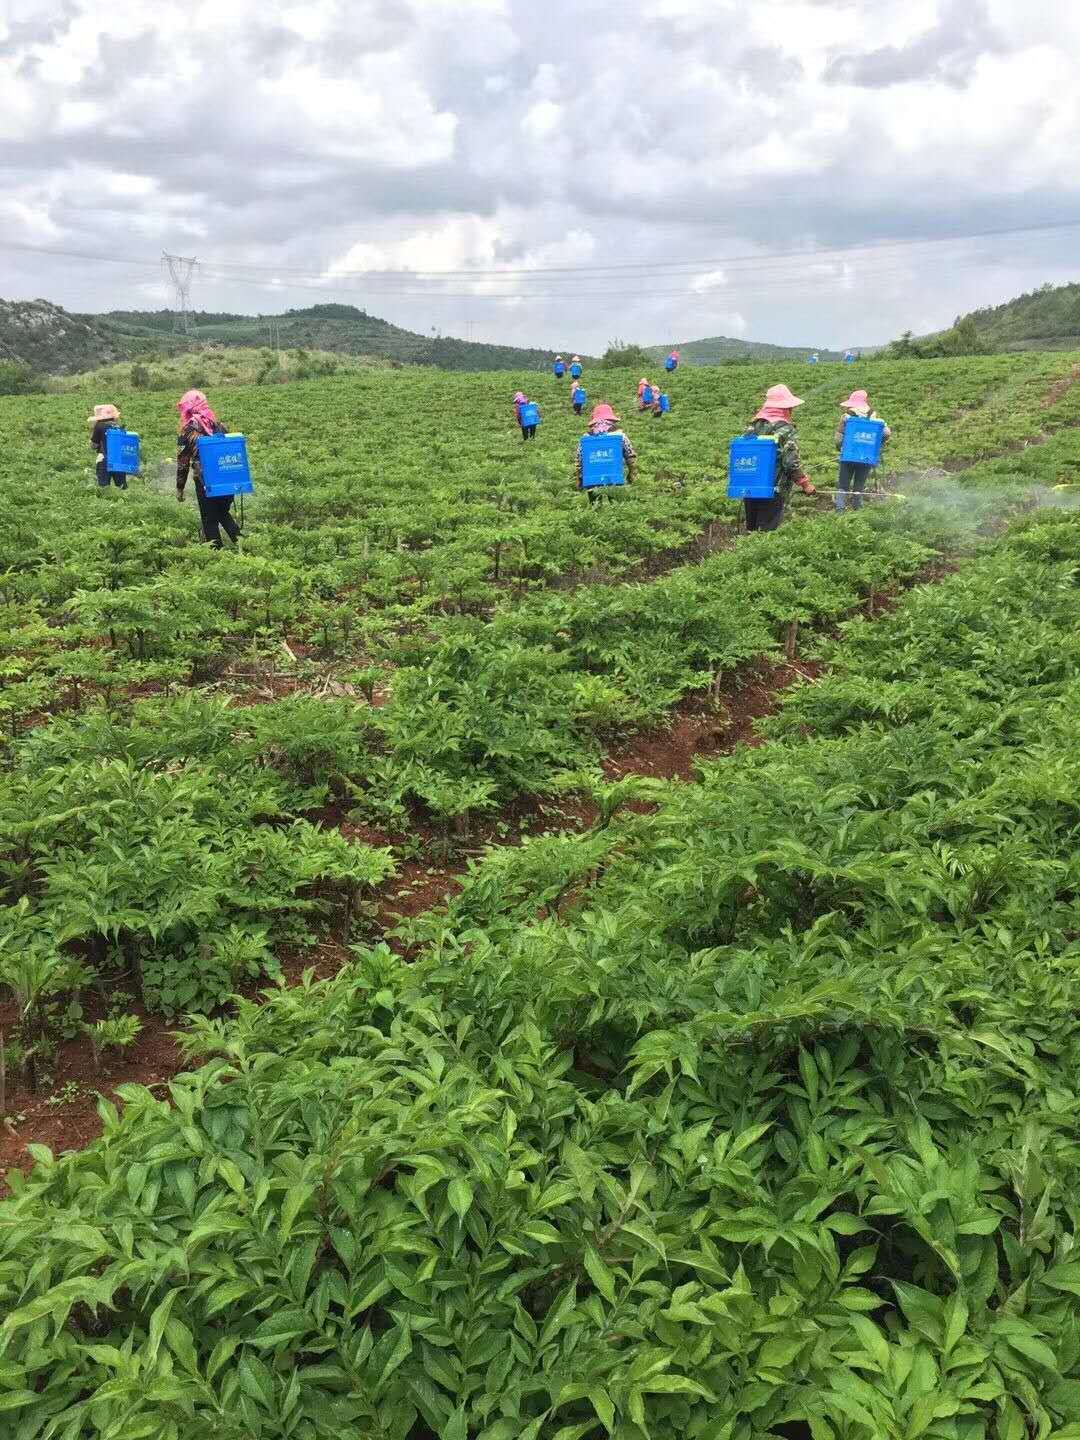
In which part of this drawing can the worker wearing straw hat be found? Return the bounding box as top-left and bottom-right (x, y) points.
(742, 383), (816, 532)
(88, 403), (127, 490)
(834, 389), (891, 512)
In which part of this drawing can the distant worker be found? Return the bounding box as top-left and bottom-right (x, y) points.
(807, 353), (820, 365)
(553, 355), (566, 379)
(514, 391), (540, 441)
(834, 388), (891, 513)
(88, 403), (128, 490)
(576, 403), (636, 505)
(175, 389), (241, 548)
(653, 388), (671, 419)
(742, 383), (815, 532)
(665, 350), (679, 373)
(570, 355), (583, 379)
(637, 378), (654, 411)
(570, 380), (587, 416)
(843, 350), (856, 365)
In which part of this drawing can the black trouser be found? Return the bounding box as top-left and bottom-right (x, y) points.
(196, 480), (241, 547)
(573, 404), (584, 415)
(837, 461), (872, 511)
(520, 424), (537, 441)
(96, 460), (127, 490)
(744, 496), (785, 532)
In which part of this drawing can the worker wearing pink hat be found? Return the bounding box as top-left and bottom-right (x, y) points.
(513, 391), (539, 441)
(575, 402), (637, 503)
(834, 389), (891, 512)
(741, 383), (816, 532)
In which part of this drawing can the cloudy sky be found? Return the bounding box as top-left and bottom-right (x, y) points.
(2, 0), (1079, 352)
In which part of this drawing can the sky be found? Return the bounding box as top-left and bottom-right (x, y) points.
(2, 0), (1079, 353)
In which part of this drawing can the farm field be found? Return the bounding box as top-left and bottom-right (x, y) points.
(2, 353), (1080, 1436)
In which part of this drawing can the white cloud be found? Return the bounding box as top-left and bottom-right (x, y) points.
(0, 0), (1077, 352)
(522, 101), (562, 140)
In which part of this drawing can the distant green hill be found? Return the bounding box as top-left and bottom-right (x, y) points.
(647, 336), (847, 366)
(0, 299), (138, 375)
(963, 281), (1080, 351)
(0, 297), (588, 376)
(88, 304), (582, 374)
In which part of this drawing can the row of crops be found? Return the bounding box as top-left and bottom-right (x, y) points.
(1, 351), (1078, 1065)
(2, 506), (1080, 1435)
(2, 353), (1080, 1435)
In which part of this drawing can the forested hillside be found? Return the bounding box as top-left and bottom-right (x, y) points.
(964, 280), (1080, 349)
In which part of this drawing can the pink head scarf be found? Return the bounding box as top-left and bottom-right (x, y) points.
(176, 389), (218, 435)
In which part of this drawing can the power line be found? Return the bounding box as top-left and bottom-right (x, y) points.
(2, 216), (1079, 290)
(186, 217), (1080, 280)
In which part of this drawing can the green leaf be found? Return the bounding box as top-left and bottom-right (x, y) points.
(146, 1290), (178, 1368)
(1001, 1330), (1057, 1370)
(824, 1213), (870, 1236)
(640, 1375), (715, 1400)
(448, 1177), (473, 1220)
(837, 1288), (882, 1312)
(238, 1353), (276, 1410)
(849, 1315), (889, 1371)
(758, 1336), (805, 1370)
(588, 1387), (615, 1433)
(380, 1322), (413, 1387)
(0, 1393), (38, 1413)
(583, 1245), (616, 1303)
(248, 1308), (312, 1350)
(1042, 1262), (1080, 1298)
(942, 1292), (968, 1355)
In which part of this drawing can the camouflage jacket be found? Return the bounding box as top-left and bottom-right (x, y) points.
(176, 420), (225, 496)
(745, 418), (803, 501)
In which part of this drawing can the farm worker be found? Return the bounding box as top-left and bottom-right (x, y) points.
(514, 391), (539, 442)
(88, 403), (128, 489)
(570, 355), (583, 379)
(576, 403), (636, 505)
(553, 355), (566, 378)
(653, 389), (670, 419)
(571, 381), (587, 415)
(665, 350), (679, 372)
(742, 383), (815, 533)
(637, 378), (654, 411)
(175, 389), (241, 548)
(834, 389), (891, 513)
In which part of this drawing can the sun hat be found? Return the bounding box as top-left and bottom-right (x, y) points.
(513, 391), (526, 403)
(840, 389), (870, 412)
(764, 383), (803, 409)
(87, 403), (120, 423)
(590, 403), (619, 425)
